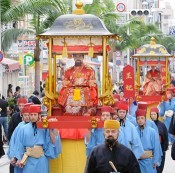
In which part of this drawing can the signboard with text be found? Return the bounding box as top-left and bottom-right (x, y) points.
(24, 54), (35, 66)
(123, 65), (135, 98)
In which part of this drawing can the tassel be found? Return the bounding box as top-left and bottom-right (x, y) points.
(88, 38), (94, 58)
(62, 38), (68, 58)
(73, 89), (81, 101)
(88, 46), (94, 57)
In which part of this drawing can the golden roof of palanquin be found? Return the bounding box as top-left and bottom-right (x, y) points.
(39, 14), (115, 37)
(132, 37), (171, 57)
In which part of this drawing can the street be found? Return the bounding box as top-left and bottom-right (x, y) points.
(0, 144), (175, 173)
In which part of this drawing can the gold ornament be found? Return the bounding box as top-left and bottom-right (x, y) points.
(42, 117), (48, 128)
(91, 117), (98, 129)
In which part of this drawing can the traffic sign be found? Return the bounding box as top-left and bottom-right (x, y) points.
(24, 54), (35, 66)
(116, 3), (126, 12)
(0, 51), (4, 62)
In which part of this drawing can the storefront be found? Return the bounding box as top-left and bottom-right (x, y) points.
(0, 58), (20, 98)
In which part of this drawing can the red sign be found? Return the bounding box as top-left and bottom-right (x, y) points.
(0, 51), (3, 62)
(123, 65), (135, 98)
(116, 3), (126, 12)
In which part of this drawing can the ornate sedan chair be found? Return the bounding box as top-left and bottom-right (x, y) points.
(37, 2), (118, 173)
(129, 37), (173, 117)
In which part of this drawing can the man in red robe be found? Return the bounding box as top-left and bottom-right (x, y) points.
(142, 66), (163, 96)
(58, 53), (98, 115)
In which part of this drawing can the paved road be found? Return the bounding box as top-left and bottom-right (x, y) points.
(1, 145), (175, 173)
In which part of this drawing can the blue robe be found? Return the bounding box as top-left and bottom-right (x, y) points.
(127, 114), (137, 126)
(159, 99), (175, 143)
(129, 103), (138, 117)
(146, 119), (159, 133)
(85, 128), (125, 157)
(15, 122), (61, 173)
(119, 119), (144, 159)
(136, 125), (161, 173)
(8, 121), (26, 173)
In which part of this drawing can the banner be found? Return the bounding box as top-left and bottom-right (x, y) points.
(123, 65), (135, 98)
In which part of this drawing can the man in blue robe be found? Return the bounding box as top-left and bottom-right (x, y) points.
(85, 105), (124, 156)
(136, 109), (161, 173)
(116, 102), (144, 159)
(85, 120), (141, 173)
(150, 107), (168, 173)
(159, 90), (175, 144)
(8, 103), (33, 173)
(15, 105), (61, 173)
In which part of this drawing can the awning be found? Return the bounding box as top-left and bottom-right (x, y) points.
(0, 58), (20, 72)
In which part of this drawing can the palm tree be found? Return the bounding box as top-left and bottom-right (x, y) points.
(1, 0), (68, 92)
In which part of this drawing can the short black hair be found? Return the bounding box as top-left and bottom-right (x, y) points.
(16, 86), (20, 91)
(33, 90), (39, 96)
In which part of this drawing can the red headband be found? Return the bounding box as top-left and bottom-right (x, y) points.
(136, 109), (147, 117)
(21, 103), (33, 114)
(101, 106), (114, 113)
(29, 105), (41, 113)
(150, 107), (159, 113)
(117, 103), (128, 111)
(18, 98), (27, 104)
(138, 103), (147, 110)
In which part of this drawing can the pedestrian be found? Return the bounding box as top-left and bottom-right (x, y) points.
(0, 123), (5, 158)
(169, 113), (175, 137)
(28, 90), (41, 104)
(13, 86), (21, 103)
(8, 98), (28, 142)
(116, 102), (144, 159)
(85, 120), (141, 173)
(85, 105), (124, 157)
(8, 103), (32, 173)
(159, 90), (175, 144)
(0, 93), (9, 140)
(15, 105), (61, 173)
(170, 76), (175, 87)
(136, 109), (162, 173)
(7, 84), (13, 97)
(150, 107), (168, 173)
(7, 97), (27, 173)
(6, 91), (15, 108)
(172, 140), (175, 160)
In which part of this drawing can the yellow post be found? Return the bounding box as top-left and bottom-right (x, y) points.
(48, 37), (53, 116)
(166, 57), (168, 88)
(137, 58), (140, 87)
(53, 54), (57, 96)
(102, 37), (107, 96)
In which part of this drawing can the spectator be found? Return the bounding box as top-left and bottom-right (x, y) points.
(7, 97), (27, 173)
(170, 76), (175, 87)
(13, 86), (21, 103)
(40, 81), (43, 94)
(0, 123), (5, 158)
(28, 90), (41, 104)
(7, 98), (27, 141)
(7, 84), (13, 97)
(0, 93), (9, 140)
(172, 141), (175, 160)
(6, 91), (15, 108)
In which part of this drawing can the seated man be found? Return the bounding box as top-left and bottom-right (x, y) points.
(58, 53), (98, 115)
(142, 66), (163, 96)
